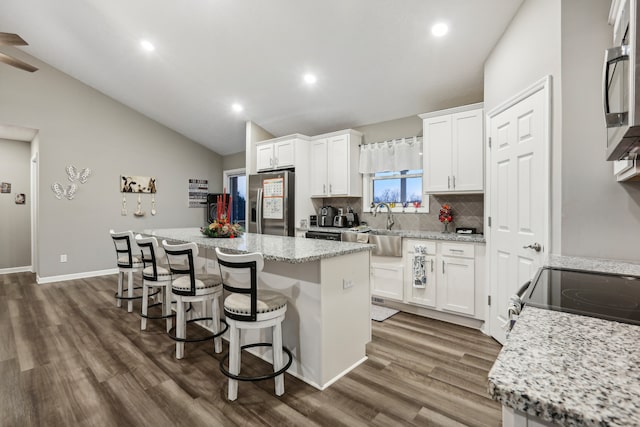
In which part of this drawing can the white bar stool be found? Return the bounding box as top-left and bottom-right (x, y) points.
(109, 230), (143, 312)
(215, 247), (292, 401)
(135, 235), (175, 332)
(162, 240), (227, 359)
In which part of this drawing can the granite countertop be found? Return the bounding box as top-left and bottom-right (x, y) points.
(301, 226), (486, 243)
(489, 254), (640, 426)
(143, 227), (373, 264)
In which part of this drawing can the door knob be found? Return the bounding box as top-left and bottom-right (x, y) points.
(523, 242), (542, 252)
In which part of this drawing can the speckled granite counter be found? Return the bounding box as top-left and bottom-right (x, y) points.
(301, 226), (486, 243)
(143, 227), (373, 263)
(489, 254), (640, 426)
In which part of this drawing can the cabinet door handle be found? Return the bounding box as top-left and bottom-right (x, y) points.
(449, 249), (464, 253)
(269, 158), (273, 167)
(452, 175), (456, 188)
(442, 260), (445, 274)
(323, 184), (326, 194)
(329, 184), (332, 193)
(274, 157), (278, 167)
(430, 259), (434, 273)
(448, 176), (451, 189)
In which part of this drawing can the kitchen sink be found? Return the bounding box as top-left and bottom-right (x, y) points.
(342, 231), (402, 257)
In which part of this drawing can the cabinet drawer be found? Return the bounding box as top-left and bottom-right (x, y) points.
(405, 239), (436, 255)
(440, 242), (474, 258)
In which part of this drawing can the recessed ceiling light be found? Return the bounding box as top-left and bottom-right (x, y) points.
(140, 39), (155, 52)
(431, 22), (448, 37)
(303, 73), (317, 85)
(231, 103), (244, 113)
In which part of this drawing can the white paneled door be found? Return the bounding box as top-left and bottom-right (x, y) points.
(488, 78), (550, 344)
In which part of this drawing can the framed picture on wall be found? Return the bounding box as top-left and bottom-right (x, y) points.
(15, 193), (25, 204)
(1, 182), (11, 193)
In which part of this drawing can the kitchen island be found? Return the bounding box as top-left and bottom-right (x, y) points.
(143, 227), (374, 390)
(488, 255), (640, 426)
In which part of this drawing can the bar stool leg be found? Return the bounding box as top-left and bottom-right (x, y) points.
(176, 297), (186, 359)
(116, 272), (124, 308)
(228, 323), (240, 401)
(127, 271), (134, 312)
(273, 322), (285, 396)
(141, 282), (149, 330)
(211, 296), (222, 354)
(164, 283), (172, 333)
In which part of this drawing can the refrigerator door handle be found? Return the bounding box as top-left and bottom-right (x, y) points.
(256, 188), (263, 234)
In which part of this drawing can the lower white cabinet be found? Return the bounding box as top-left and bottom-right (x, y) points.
(404, 240), (437, 308)
(371, 256), (404, 301)
(440, 255), (475, 315)
(402, 239), (478, 318)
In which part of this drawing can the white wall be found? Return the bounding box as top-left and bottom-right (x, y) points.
(0, 47), (225, 279)
(484, 0), (562, 252)
(0, 138), (31, 268)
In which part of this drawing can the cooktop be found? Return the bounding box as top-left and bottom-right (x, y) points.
(523, 266), (640, 326)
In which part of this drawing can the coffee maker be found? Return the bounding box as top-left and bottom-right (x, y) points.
(319, 206), (337, 227)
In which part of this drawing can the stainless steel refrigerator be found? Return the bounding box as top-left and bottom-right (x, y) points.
(248, 170), (295, 236)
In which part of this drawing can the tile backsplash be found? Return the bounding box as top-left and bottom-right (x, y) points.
(313, 194), (484, 234)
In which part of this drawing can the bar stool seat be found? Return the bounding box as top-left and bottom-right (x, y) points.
(110, 230), (144, 312)
(215, 247), (292, 401)
(163, 240), (228, 359)
(136, 235), (175, 332)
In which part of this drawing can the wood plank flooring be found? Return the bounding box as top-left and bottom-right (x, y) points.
(0, 272), (503, 426)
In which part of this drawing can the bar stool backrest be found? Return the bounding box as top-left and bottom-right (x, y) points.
(215, 248), (264, 322)
(110, 230), (137, 268)
(135, 235), (165, 281)
(162, 240), (199, 296)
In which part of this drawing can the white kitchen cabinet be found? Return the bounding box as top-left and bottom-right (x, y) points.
(256, 138), (295, 171)
(439, 242), (475, 316)
(371, 256), (404, 301)
(309, 130), (363, 197)
(404, 239), (437, 308)
(420, 103), (484, 194)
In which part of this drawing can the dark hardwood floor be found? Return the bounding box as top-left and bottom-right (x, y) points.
(0, 272), (502, 426)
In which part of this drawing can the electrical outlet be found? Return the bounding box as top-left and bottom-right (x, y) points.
(342, 279), (353, 289)
(60, 254), (67, 263)
(372, 296), (384, 304)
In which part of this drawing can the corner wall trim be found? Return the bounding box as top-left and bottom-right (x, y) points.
(0, 266), (33, 274)
(37, 268), (118, 284)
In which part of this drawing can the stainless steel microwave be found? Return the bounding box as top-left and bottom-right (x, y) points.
(604, 0), (640, 160)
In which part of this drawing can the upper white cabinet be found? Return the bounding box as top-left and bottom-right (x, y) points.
(309, 130), (363, 197)
(420, 103), (484, 194)
(256, 137), (296, 171)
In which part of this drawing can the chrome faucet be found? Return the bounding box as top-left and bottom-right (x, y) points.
(372, 202), (395, 230)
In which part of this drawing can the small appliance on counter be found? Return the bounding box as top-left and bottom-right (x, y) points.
(319, 206), (337, 227)
(333, 215), (347, 228)
(345, 207), (359, 228)
(309, 215), (318, 227)
(456, 227), (476, 234)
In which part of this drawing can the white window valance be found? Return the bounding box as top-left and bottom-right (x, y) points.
(358, 136), (423, 174)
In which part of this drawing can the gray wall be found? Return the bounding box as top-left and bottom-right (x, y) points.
(0, 47), (224, 279)
(559, 0), (640, 261)
(0, 138), (31, 268)
(222, 152), (246, 171)
(484, 0), (563, 252)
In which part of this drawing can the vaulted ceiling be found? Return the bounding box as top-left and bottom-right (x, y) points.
(0, 0), (523, 155)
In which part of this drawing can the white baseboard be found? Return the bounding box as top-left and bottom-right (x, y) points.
(37, 268), (118, 284)
(0, 265), (33, 274)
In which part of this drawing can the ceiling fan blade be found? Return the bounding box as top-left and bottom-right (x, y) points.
(0, 32), (28, 46)
(0, 52), (38, 72)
